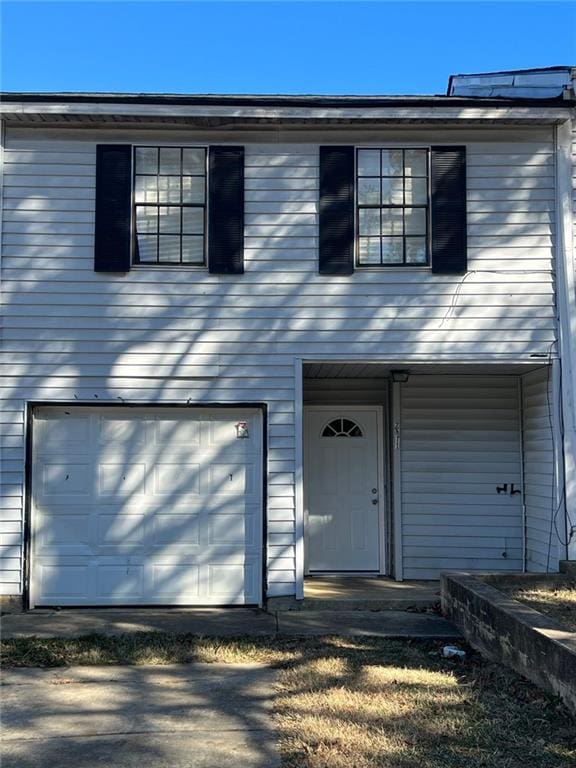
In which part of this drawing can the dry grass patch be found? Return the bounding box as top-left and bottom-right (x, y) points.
(2, 634), (575, 767)
(506, 582), (576, 633)
(274, 638), (575, 768)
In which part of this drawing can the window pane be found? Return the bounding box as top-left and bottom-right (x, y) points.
(135, 147), (158, 175)
(159, 147), (181, 175)
(359, 208), (380, 236)
(135, 175), (157, 203)
(381, 149), (403, 176)
(182, 236), (204, 263)
(406, 237), (427, 264)
(183, 148), (205, 175)
(182, 207), (204, 234)
(358, 237), (381, 264)
(381, 238), (403, 264)
(136, 234), (157, 262)
(404, 207), (427, 235)
(381, 177), (403, 205)
(136, 206), (157, 234)
(182, 176), (205, 204)
(405, 149), (427, 177)
(158, 235), (181, 262)
(357, 150), (380, 176)
(381, 208), (403, 235)
(405, 177), (428, 205)
(158, 176), (181, 203)
(358, 178), (380, 205)
(159, 206), (181, 234)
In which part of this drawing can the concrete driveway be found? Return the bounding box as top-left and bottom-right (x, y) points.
(0, 664), (280, 768)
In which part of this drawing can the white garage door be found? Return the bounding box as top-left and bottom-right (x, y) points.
(30, 407), (263, 607)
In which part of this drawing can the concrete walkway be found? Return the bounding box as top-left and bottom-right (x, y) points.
(0, 664), (280, 768)
(1, 607), (460, 639)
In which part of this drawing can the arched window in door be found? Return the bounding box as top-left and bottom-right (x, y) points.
(321, 418), (363, 438)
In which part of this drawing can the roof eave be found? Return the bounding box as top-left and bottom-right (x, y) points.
(0, 100), (571, 127)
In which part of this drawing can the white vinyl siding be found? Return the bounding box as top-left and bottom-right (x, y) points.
(522, 367), (561, 571)
(400, 376), (524, 579)
(0, 126), (557, 596)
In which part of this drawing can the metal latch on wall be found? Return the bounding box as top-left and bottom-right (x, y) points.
(496, 483), (522, 496)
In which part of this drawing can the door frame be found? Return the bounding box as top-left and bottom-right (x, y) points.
(303, 405), (387, 576)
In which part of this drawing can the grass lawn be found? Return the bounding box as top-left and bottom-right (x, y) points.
(2, 634), (574, 767)
(504, 581), (576, 633)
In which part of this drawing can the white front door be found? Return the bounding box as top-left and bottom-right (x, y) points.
(304, 407), (383, 573)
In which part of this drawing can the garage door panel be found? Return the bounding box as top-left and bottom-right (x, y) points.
(96, 565), (144, 600)
(31, 407), (263, 606)
(98, 416), (148, 446)
(37, 564), (89, 600)
(40, 461), (92, 497)
(207, 514), (257, 546)
(207, 562), (257, 602)
(98, 513), (146, 545)
(35, 414), (91, 450)
(151, 563), (200, 598)
(208, 415), (261, 451)
(208, 463), (252, 495)
(99, 462), (147, 496)
(152, 513), (200, 545)
(37, 512), (94, 550)
(154, 463), (201, 495)
(152, 417), (202, 446)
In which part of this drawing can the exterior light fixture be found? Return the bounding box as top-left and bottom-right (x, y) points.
(390, 370), (410, 383)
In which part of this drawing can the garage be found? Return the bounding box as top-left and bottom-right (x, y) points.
(29, 406), (264, 607)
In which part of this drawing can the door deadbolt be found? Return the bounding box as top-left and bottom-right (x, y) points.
(371, 488), (377, 494)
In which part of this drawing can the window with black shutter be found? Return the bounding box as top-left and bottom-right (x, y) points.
(94, 143), (245, 274)
(319, 144), (467, 275)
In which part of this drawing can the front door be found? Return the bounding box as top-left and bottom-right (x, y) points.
(304, 407), (383, 573)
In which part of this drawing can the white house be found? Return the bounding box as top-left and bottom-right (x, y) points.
(1, 67), (575, 610)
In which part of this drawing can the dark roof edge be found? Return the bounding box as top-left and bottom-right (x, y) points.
(0, 92), (571, 109)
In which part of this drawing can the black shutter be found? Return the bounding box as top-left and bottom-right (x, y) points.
(430, 146), (467, 274)
(94, 144), (132, 272)
(319, 146), (355, 275)
(208, 146), (244, 274)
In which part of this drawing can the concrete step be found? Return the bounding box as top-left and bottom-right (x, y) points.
(267, 596), (439, 612)
(560, 561), (576, 577)
(275, 609), (460, 638)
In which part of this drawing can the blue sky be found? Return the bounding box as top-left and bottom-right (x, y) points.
(1, 1), (574, 95)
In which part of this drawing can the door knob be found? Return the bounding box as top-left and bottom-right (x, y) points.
(372, 498), (378, 505)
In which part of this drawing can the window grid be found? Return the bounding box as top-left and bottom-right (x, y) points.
(356, 148), (430, 267)
(133, 146), (207, 266)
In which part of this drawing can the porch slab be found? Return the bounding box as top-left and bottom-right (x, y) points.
(268, 577), (440, 611)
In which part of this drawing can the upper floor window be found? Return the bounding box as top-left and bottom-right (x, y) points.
(356, 148), (429, 267)
(133, 146), (207, 265)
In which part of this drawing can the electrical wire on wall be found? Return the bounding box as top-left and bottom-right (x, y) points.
(545, 340), (575, 571)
